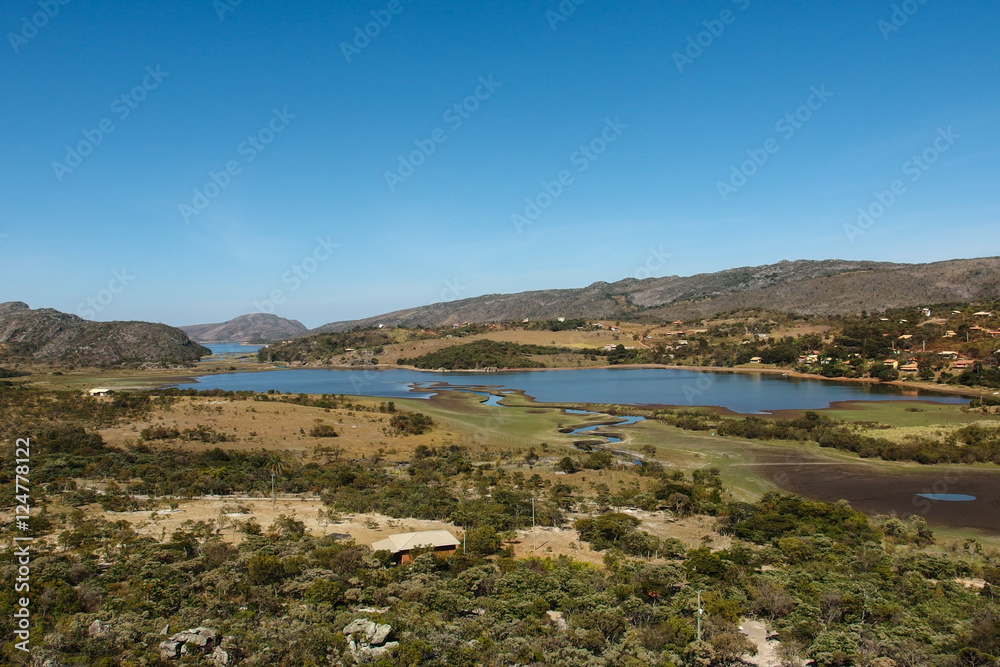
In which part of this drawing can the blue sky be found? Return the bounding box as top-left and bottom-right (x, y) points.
(1, 0), (998, 329)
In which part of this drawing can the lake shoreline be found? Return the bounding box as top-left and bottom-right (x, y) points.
(172, 360), (991, 400)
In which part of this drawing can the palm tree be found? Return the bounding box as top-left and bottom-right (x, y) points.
(265, 454), (285, 506)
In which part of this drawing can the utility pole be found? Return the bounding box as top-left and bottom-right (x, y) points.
(696, 590), (704, 642)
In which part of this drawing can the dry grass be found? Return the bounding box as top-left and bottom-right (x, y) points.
(99, 396), (458, 458)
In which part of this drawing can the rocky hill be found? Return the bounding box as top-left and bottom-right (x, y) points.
(0, 302), (210, 367)
(180, 313), (308, 343)
(313, 257), (1000, 331)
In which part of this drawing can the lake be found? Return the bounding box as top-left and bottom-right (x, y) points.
(169, 367), (968, 413)
(202, 343), (265, 357)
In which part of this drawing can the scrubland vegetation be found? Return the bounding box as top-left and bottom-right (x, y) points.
(1, 379), (999, 666)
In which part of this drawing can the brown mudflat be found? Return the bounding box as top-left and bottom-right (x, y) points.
(749, 450), (1000, 532)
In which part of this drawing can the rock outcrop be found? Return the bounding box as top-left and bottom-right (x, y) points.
(159, 626), (220, 660)
(0, 301), (209, 367)
(342, 619), (397, 663)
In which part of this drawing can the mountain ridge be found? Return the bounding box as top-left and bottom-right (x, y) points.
(0, 302), (210, 367)
(180, 313), (309, 343)
(310, 257), (1000, 332)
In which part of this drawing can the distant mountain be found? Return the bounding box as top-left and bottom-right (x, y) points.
(180, 313), (309, 343)
(313, 257), (1000, 331)
(0, 302), (210, 367)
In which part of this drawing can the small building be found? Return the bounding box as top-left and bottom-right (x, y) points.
(88, 388), (115, 397)
(899, 362), (919, 373)
(951, 359), (976, 371)
(749, 357), (763, 364)
(938, 351), (960, 360)
(882, 359), (899, 370)
(974, 312), (993, 317)
(371, 530), (460, 564)
(944, 330), (957, 338)
(921, 308), (932, 318)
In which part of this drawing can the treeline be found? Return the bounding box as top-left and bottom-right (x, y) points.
(656, 409), (1000, 465)
(402, 339), (571, 370)
(257, 329), (393, 363)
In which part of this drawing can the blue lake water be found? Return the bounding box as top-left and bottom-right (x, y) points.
(203, 343), (265, 357)
(568, 414), (646, 444)
(169, 367), (968, 413)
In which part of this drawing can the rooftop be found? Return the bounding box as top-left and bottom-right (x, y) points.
(370, 530), (460, 554)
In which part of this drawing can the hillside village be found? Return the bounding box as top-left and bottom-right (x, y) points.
(254, 304), (1000, 392)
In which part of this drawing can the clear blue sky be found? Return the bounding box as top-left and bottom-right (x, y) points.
(2, 0), (998, 328)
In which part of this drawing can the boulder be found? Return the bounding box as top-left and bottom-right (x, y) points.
(545, 610), (568, 631)
(88, 620), (113, 638)
(343, 619), (395, 664)
(158, 626), (220, 660)
(159, 640), (183, 660)
(212, 645), (233, 666)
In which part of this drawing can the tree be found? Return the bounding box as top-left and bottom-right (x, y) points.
(464, 525), (502, 556)
(869, 362), (900, 382)
(265, 453), (285, 506)
(555, 456), (579, 473)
